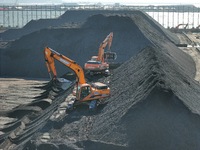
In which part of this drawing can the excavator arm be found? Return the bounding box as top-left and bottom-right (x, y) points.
(97, 32), (113, 62)
(44, 47), (86, 84)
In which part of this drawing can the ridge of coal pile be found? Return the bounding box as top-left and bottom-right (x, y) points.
(0, 10), (179, 78)
(23, 11), (200, 150)
(0, 10), (179, 42)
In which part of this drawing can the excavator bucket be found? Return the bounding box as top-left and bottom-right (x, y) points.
(104, 52), (117, 61)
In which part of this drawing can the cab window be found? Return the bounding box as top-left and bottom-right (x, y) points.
(80, 86), (91, 100)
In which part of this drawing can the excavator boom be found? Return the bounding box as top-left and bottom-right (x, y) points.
(97, 32), (113, 62)
(44, 47), (86, 84)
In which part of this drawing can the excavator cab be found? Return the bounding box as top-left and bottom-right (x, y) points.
(104, 51), (117, 61)
(91, 56), (98, 61)
(80, 85), (91, 100)
(75, 84), (91, 101)
(77, 84), (98, 110)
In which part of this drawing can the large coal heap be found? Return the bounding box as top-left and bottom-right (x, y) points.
(87, 44), (200, 148)
(1, 16), (139, 78)
(0, 10), (179, 42)
(29, 46), (200, 149)
(1, 12), (150, 77)
(0, 10), (179, 78)
(23, 44), (200, 149)
(23, 11), (200, 150)
(84, 15), (200, 148)
(2, 9), (200, 150)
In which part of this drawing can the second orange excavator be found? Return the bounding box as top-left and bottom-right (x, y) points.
(44, 47), (110, 110)
(84, 32), (117, 76)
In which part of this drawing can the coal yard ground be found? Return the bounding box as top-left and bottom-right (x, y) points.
(1, 9), (200, 150)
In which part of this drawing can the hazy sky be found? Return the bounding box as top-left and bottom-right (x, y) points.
(62, 0), (199, 5)
(0, 0), (199, 6)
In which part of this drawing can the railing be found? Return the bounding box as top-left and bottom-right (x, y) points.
(0, 4), (199, 28)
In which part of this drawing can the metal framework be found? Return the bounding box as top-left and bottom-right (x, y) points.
(0, 4), (199, 28)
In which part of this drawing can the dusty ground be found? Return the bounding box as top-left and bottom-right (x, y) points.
(0, 78), (47, 129)
(181, 47), (200, 81)
(176, 32), (200, 81)
(0, 78), (47, 110)
(1, 9), (200, 150)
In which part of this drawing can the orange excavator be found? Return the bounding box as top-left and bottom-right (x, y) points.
(44, 47), (110, 110)
(84, 32), (117, 76)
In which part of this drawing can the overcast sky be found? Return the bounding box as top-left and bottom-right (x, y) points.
(0, 0), (199, 6)
(62, 0), (199, 5)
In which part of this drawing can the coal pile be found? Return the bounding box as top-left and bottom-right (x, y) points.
(87, 45), (200, 150)
(0, 10), (179, 42)
(0, 10), (179, 78)
(26, 44), (200, 150)
(1, 9), (200, 150)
